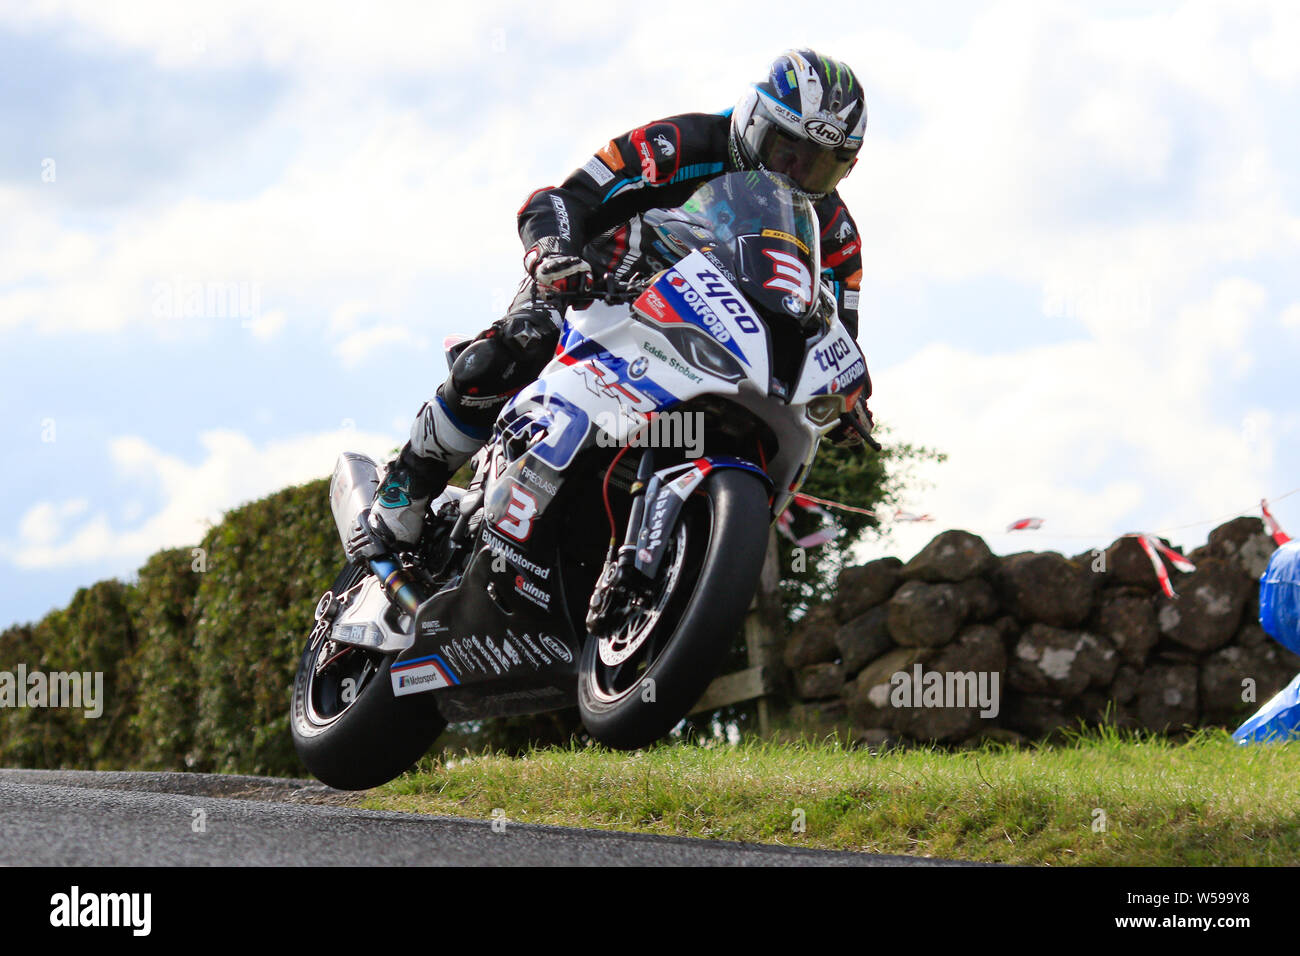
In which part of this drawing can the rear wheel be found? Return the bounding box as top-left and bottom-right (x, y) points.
(577, 469), (770, 750)
(290, 562), (447, 790)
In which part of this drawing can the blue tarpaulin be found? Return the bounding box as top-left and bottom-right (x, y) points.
(1259, 541), (1300, 654)
(1234, 671), (1300, 743)
(1235, 542), (1300, 744)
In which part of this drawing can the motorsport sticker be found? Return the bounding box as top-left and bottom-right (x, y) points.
(539, 634), (573, 664)
(761, 228), (810, 255)
(516, 632), (553, 665)
(440, 642), (471, 675)
(483, 636), (513, 671)
(453, 637), (493, 675)
(390, 655), (457, 697)
(514, 574), (551, 610)
(470, 635), (502, 675)
(582, 155), (615, 187)
(504, 633), (541, 670)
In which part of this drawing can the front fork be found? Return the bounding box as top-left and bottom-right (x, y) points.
(585, 452), (772, 634)
(586, 449), (658, 634)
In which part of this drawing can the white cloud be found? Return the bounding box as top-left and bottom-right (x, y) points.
(18, 498), (90, 546)
(2, 426), (400, 569)
(244, 308), (286, 341)
(333, 324), (422, 368)
(862, 274), (1280, 563)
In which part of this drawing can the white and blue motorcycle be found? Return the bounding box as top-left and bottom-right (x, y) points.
(291, 171), (874, 789)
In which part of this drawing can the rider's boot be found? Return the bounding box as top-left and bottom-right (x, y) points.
(344, 387), (488, 560)
(346, 287), (563, 560)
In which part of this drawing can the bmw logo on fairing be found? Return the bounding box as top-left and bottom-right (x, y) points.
(628, 357), (649, 378)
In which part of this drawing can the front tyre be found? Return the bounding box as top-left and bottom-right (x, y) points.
(291, 562), (447, 790)
(577, 468), (770, 750)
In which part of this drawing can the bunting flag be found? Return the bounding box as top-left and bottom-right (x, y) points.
(786, 485), (1299, 552)
(1007, 517), (1045, 532)
(776, 494), (839, 549)
(1262, 499), (1292, 545)
(1135, 533), (1196, 598)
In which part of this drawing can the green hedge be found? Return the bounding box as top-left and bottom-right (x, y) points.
(0, 478), (339, 775)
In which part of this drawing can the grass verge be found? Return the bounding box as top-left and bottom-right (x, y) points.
(363, 727), (1300, 865)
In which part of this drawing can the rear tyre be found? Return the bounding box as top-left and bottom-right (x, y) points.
(290, 562), (447, 790)
(577, 469), (770, 750)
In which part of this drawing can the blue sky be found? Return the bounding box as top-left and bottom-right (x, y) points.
(3, 0), (1299, 629)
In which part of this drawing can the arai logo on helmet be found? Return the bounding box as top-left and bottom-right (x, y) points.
(802, 118), (846, 147)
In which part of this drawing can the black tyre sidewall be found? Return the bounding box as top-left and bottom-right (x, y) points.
(291, 579), (447, 791)
(577, 468), (771, 750)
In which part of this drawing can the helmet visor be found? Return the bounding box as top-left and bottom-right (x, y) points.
(747, 114), (857, 195)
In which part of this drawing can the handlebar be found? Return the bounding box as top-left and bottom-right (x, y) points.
(532, 272), (648, 310)
(840, 411), (883, 453)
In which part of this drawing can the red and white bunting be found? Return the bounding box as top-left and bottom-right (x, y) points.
(1134, 533), (1196, 598)
(893, 509), (934, 523)
(1007, 517), (1045, 532)
(1136, 534), (1176, 598)
(1262, 499), (1292, 546)
(776, 496), (839, 549)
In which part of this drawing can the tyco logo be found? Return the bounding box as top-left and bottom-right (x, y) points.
(813, 337), (853, 373)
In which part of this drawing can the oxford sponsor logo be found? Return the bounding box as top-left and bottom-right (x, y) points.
(665, 272), (731, 342)
(0, 666), (103, 718)
(887, 666), (1000, 718)
(829, 357), (866, 393)
(50, 886), (151, 936)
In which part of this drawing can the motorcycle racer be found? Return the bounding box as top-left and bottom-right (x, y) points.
(347, 49), (872, 560)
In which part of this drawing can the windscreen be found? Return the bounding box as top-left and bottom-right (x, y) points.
(652, 171), (822, 323)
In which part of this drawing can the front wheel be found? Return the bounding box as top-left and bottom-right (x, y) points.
(577, 468), (770, 750)
(290, 562), (447, 790)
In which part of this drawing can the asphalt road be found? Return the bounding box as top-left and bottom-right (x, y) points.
(0, 769), (968, 866)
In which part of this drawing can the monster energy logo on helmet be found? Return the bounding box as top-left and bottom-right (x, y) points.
(730, 49), (867, 198)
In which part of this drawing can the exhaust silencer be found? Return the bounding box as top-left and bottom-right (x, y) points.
(330, 452), (380, 551)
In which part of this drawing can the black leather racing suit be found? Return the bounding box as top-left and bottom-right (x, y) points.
(397, 110), (866, 493)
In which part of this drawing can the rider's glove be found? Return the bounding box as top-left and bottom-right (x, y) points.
(827, 394), (875, 450)
(524, 237), (592, 298)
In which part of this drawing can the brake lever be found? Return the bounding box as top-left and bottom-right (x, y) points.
(839, 411), (882, 453)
